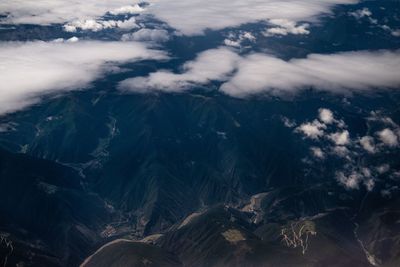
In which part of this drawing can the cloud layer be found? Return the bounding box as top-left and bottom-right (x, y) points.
(120, 48), (400, 97)
(0, 40), (166, 115)
(1, 0), (357, 35)
(221, 50), (400, 96)
(148, 0), (358, 35)
(0, 0), (141, 25)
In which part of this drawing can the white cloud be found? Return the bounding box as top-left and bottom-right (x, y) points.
(318, 108), (346, 128)
(220, 50), (400, 97)
(349, 8), (372, 19)
(109, 4), (144, 15)
(223, 31), (256, 48)
(310, 147), (325, 159)
(367, 111), (398, 127)
(147, 0), (358, 35)
(121, 28), (170, 42)
(242, 32), (256, 42)
(119, 49), (400, 97)
(119, 47), (239, 92)
(296, 120), (326, 140)
(336, 171), (362, 190)
(392, 29), (400, 37)
(66, 36), (79, 43)
(348, 8), (379, 25)
(0, 40), (166, 115)
(0, 0), (358, 35)
(329, 130), (350, 145)
(378, 25), (400, 37)
(281, 117), (296, 128)
(318, 108), (334, 124)
(0, 0), (142, 25)
(290, 109), (398, 192)
(224, 39), (241, 48)
(264, 19), (309, 36)
(63, 17), (139, 32)
(377, 128), (399, 147)
(336, 168), (375, 191)
(332, 145), (350, 158)
(360, 136), (376, 153)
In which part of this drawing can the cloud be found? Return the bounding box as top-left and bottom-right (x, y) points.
(63, 17), (139, 32)
(122, 48), (400, 97)
(329, 130), (350, 145)
(109, 4), (144, 15)
(0, 0), (358, 35)
(0, 0), (142, 25)
(263, 19), (309, 37)
(336, 168), (375, 191)
(296, 120), (326, 140)
(318, 108), (334, 124)
(349, 8), (372, 19)
(0, 40), (166, 115)
(66, 36), (79, 42)
(392, 30), (400, 37)
(223, 39), (241, 48)
(119, 47), (239, 92)
(364, 178), (375, 191)
(377, 128), (399, 147)
(310, 147), (325, 159)
(336, 171), (362, 190)
(220, 50), (400, 97)
(349, 8), (379, 25)
(121, 28), (170, 42)
(376, 164), (390, 174)
(147, 0), (358, 35)
(360, 136), (376, 153)
(223, 31), (255, 48)
(348, 8), (400, 37)
(332, 145), (350, 158)
(281, 117), (296, 128)
(291, 109), (399, 192)
(367, 111), (398, 127)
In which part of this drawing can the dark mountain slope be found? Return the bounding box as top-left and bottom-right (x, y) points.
(0, 148), (111, 266)
(81, 240), (182, 267)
